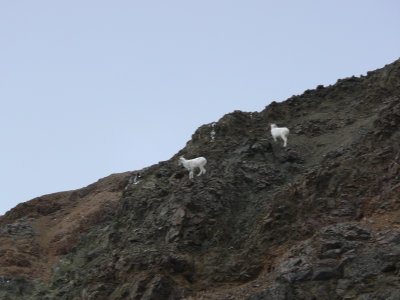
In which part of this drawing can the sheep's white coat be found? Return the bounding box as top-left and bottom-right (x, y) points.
(179, 156), (207, 179)
(270, 124), (290, 147)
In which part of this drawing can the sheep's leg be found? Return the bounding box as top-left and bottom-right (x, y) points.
(189, 170), (194, 179)
(198, 166), (206, 176)
(282, 136), (287, 147)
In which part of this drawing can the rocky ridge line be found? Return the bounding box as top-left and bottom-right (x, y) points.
(0, 58), (399, 299)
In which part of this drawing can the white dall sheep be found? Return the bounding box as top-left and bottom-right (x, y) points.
(270, 124), (290, 147)
(179, 156), (207, 179)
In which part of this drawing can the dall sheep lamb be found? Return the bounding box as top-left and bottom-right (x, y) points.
(270, 123), (290, 147)
(179, 156), (207, 179)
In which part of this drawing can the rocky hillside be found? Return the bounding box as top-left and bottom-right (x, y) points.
(0, 172), (132, 280)
(1, 58), (400, 299)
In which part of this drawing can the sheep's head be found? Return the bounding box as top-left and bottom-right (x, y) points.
(178, 156), (185, 166)
(270, 123), (277, 129)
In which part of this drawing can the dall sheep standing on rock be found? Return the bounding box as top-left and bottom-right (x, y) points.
(270, 123), (290, 147)
(178, 156), (207, 179)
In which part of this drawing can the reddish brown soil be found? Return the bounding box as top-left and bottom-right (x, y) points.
(0, 171), (132, 280)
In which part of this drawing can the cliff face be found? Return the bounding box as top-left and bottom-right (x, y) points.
(1, 58), (400, 299)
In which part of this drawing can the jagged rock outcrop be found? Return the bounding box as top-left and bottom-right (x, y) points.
(0, 58), (400, 299)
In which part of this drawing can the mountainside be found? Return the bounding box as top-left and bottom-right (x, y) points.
(0, 172), (133, 281)
(1, 58), (400, 299)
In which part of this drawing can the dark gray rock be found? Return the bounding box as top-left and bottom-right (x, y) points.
(245, 283), (292, 300)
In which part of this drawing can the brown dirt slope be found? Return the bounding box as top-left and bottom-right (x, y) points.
(0, 171), (132, 280)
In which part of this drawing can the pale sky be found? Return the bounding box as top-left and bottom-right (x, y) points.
(1, 1), (399, 215)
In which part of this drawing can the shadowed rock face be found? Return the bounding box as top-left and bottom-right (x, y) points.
(1, 58), (400, 299)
